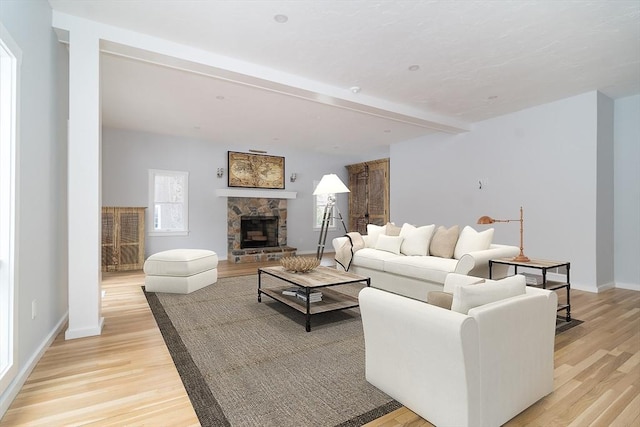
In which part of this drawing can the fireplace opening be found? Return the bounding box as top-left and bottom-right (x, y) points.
(241, 216), (279, 249)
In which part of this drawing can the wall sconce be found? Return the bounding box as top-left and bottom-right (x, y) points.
(290, 173), (297, 182)
(217, 168), (224, 178)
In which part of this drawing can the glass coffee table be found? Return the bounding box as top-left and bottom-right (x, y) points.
(258, 266), (370, 332)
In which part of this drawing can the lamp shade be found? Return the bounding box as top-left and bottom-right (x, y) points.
(313, 174), (350, 195)
(477, 215), (495, 224)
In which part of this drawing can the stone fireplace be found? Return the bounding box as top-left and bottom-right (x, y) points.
(227, 197), (296, 263)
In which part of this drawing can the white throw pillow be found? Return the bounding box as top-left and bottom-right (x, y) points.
(451, 274), (526, 314)
(366, 224), (387, 248)
(443, 274), (486, 294)
(399, 223), (436, 256)
(453, 226), (494, 259)
(374, 234), (404, 255)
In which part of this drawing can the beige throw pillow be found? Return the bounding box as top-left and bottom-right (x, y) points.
(429, 225), (460, 258)
(385, 222), (402, 236)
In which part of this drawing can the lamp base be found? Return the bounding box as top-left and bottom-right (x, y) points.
(512, 254), (530, 263)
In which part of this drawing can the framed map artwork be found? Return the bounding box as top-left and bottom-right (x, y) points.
(227, 151), (285, 189)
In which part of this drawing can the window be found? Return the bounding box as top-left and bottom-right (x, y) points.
(148, 169), (189, 236)
(313, 180), (336, 229)
(0, 24), (19, 394)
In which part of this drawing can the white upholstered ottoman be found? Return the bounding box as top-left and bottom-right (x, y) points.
(144, 249), (218, 294)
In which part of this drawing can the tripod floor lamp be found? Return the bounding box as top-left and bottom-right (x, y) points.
(313, 174), (350, 260)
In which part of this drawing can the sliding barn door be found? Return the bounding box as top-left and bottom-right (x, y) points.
(346, 158), (389, 234)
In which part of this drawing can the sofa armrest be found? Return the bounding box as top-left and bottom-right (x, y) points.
(332, 236), (349, 254)
(454, 244), (520, 276)
(359, 287), (481, 427)
(468, 288), (557, 426)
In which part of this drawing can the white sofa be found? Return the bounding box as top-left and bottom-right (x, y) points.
(333, 223), (520, 301)
(359, 273), (558, 427)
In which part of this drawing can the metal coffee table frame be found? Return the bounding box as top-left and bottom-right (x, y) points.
(258, 266), (370, 332)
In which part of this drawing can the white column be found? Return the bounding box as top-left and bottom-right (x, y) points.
(65, 28), (103, 339)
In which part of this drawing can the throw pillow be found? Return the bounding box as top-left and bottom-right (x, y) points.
(427, 291), (453, 310)
(399, 223), (436, 256)
(366, 223), (387, 248)
(443, 274), (485, 294)
(429, 225), (460, 258)
(451, 274), (526, 314)
(453, 226), (494, 259)
(385, 222), (402, 236)
(374, 234), (404, 255)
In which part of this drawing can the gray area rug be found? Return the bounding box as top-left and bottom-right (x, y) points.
(555, 317), (583, 334)
(144, 275), (400, 427)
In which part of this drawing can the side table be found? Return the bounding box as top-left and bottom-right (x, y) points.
(489, 258), (571, 322)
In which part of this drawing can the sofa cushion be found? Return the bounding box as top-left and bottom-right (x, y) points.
(352, 247), (399, 270)
(366, 224), (387, 248)
(384, 256), (459, 284)
(454, 226), (494, 259)
(375, 234), (404, 255)
(399, 223), (435, 256)
(144, 249), (218, 276)
(385, 222), (402, 236)
(429, 225), (460, 258)
(451, 274), (526, 314)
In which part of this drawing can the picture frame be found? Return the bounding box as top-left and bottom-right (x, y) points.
(227, 151), (285, 189)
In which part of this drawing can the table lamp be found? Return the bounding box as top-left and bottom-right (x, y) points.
(313, 174), (350, 259)
(477, 206), (530, 262)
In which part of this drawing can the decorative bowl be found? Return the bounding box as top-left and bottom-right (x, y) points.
(280, 256), (320, 273)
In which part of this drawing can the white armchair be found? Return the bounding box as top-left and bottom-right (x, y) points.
(358, 275), (557, 427)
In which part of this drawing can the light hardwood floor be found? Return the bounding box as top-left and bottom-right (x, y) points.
(2, 258), (639, 426)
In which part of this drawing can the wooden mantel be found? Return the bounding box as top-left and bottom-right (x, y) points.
(215, 188), (297, 199)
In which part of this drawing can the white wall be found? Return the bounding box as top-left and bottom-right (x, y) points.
(614, 95), (640, 290)
(596, 93), (615, 289)
(391, 91), (613, 292)
(102, 127), (370, 258)
(0, 0), (68, 414)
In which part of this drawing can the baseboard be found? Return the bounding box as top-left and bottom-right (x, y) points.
(597, 281), (616, 292)
(615, 281), (640, 291)
(570, 283), (598, 293)
(65, 316), (104, 340)
(0, 311), (68, 418)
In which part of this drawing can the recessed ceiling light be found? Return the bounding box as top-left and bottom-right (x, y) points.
(350, 86), (361, 93)
(408, 65), (420, 71)
(274, 14), (288, 23)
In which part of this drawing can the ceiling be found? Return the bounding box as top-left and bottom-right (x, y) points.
(49, 0), (640, 155)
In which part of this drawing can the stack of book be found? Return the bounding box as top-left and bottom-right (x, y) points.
(282, 288), (322, 302)
(282, 288), (298, 297)
(522, 273), (543, 286)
